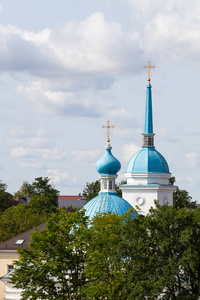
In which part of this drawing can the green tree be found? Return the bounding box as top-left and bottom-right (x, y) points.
(169, 177), (197, 209)
(84, 211), (133, 300)
(10, 205), (200, 299)
(15, 177), (59, 207)
(10, 210), (89, 300)
(0, 180), (18, 212)
(14, 181), (30, 198)
(82, 180), (100, 202)
(0, 204), (49, 243)
(122, 204), (200, 299)
(29, 195), (57, 214)
(174, 188), (197, 209)
(0, 178), (60, 243)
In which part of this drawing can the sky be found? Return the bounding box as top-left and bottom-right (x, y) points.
(0, 0), (200, 201)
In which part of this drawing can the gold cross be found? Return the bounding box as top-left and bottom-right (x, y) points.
(102, 120), (115, 143)
(144, 60), (155, 83)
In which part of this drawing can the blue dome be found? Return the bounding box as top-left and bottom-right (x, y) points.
(83, 192), (138, 219)
(96, 147), (121, 175)
(126, 147), (169, 173)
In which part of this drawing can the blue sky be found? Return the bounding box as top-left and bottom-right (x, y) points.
(0, 0), (200, 201)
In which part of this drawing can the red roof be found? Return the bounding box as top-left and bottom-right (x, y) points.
(58, 195), (84, 201)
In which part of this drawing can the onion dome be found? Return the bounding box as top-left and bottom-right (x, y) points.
(96, 144), (121, 175)
(83, 192), (138, 219)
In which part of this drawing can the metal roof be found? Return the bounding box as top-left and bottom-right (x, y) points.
(83, 192), (138, 219)
(58, 195), (85, 201)
(96, 146), (121, 175)
(126, 147), (169, 173)
(58, 199), (86, 209)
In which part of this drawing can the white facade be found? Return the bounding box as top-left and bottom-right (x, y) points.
(121, 175), (176, 215)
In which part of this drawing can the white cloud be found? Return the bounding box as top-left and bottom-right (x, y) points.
(47, 169), (77, 188)
(0, 12), (142, 77)
(11, 147), (28, 157)
(5, 8), (200, 119)
(49, 12), (141, 73)
(8, 127), (66, 163)
(17, 81), (102, 117)
(11, 147), (64, 161)
(185, 152), (200, 167)
(128, 0), (200, 63)
(71, 149), (100, 162)
(0, 5), (200, 80)
(9, 126), (26, 137)
(115, 128), (135, 139)
(40, 149), (63, 161)
(7, 127), (50, 148)
(109, 108), (138, 127)
(122, 143), (140, 162)
(19, 162), (44, 169)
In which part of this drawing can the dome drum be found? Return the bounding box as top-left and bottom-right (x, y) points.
(99, 174), (117, 193)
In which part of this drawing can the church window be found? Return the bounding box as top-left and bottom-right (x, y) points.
(142, 135), (154, 147)
(109, 180), (113, 189)
(103, 180), (107, 189)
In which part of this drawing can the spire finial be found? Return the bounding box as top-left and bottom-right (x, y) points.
(102, 120), (114, 143)
(144, 60), (155, 84)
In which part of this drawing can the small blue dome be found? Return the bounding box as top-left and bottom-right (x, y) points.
(96, 147), (121, 175)
(126, 147), (169, 173)
(83, 192), (138, 219)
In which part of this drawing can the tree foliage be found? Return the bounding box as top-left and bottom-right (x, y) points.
(10, 205), (200, 299)
(14, 181), (30, 198)
(0, 180), (18, 212)
(14, 177), (59, 207)
(169, 177), (197, 209)
(84, 212), (131, 300)
(173, 188), (197, 209)
(82, 180), (100, 202)
(29, 195), (57, 214)
(0, 204), (49, 243)
(0, 177), (60, 243)
(11, 210), (89, 300)
(129, 204), (200, 299)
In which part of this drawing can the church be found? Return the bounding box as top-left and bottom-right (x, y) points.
(0, 62), (176, 299)
(120, 61), (176, 215)
(83, 61), (176, 217)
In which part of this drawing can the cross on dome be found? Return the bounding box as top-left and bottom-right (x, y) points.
(102, 120), (114, 143)
(144, 61), (155, 83)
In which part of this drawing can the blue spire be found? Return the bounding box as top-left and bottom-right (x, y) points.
(143, 84), (153, 134)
